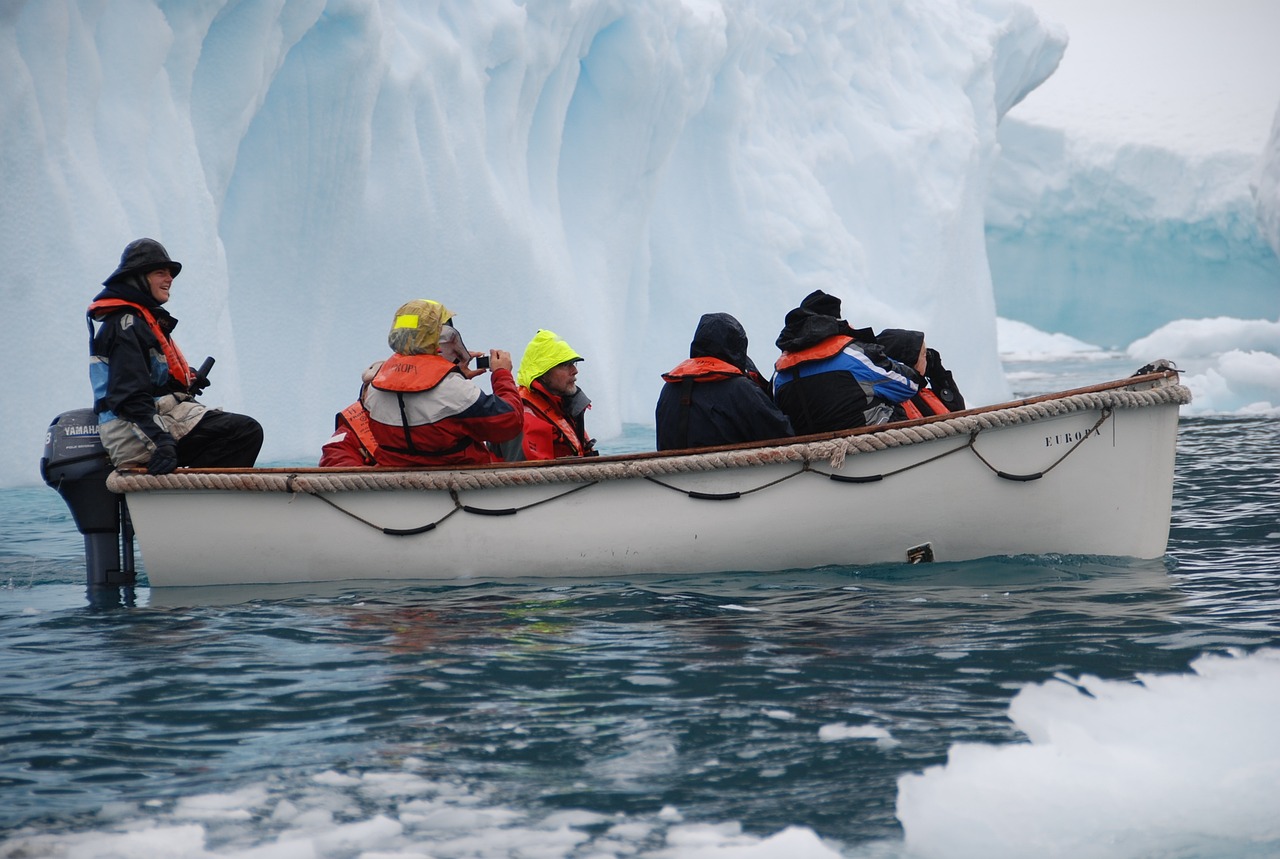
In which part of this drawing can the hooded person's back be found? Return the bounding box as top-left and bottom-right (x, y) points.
(656, 313), (793, 450)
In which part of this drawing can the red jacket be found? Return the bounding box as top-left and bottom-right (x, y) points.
(520, 381), (592, 461)
(365, 355), (524, 467)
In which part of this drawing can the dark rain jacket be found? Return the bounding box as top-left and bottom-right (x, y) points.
(877, 328), (967, 414)
(656, 313), (794, 450)
(88, 276), (188, 445)
(772, 306), (921, 435)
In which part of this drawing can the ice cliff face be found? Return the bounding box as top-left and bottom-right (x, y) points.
(1255, 105), (1280, 261)
(2, 0), (1070, 483)
(987, 117), (1280, 350)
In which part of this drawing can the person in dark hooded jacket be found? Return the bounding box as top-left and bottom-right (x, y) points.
(876, 328), (966, 418)
(656, 313), (793, 450)
(772, 290), (922, 435)
(88, 238), (263, 475)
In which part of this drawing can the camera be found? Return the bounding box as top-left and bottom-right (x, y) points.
(475, 355), (490, 369)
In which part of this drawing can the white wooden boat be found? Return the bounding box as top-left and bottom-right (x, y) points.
(94, 367), (1188, 588)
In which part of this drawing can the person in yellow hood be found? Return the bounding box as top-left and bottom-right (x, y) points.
(506, 329), (597, 461)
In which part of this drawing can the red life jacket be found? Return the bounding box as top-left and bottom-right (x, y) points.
(774, 335), (854, 372)
(900, 389), (950, 420)
(336, 401), (380, 465)
(520, 382), (587, 458)
(368, 353), (480, 461)
(87, 297), (193, 387)
(370, 354), (456, 392)
(661, 356), (745, 383)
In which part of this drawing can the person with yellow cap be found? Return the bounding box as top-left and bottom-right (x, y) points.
(506, 329), (597, 462)
(358, 299), (523, 468)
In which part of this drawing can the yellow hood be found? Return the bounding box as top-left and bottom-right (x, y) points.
(517, 329), (582, 388)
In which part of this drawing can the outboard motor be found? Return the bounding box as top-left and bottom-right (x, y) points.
(40, 409), (136, 588)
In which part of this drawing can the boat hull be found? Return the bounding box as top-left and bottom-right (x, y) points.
(114, 374), (1186, 587)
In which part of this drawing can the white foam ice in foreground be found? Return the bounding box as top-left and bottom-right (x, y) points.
(2, 649), (1275, 859)
(895, 648), (1280, 859)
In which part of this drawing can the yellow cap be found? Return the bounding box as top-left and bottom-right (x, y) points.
(387, 299), (454, 356)
(517, 329), (583, 388)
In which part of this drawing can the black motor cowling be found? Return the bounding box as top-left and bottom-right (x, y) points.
(40, 409), (135, 587)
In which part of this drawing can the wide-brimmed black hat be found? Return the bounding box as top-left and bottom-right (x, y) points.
(103, 238), (182, 285)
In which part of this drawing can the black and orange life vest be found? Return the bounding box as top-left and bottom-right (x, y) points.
(773, 335), (854, 372)
(660, 356), (753, 451)
(661, 356), (745, 384)
(87, 297), (193, 388)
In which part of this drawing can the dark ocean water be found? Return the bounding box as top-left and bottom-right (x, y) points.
(2, 365), (1278, 858)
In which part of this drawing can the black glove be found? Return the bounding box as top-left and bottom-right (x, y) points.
(188, 378), (211, 397)
(924, 348), (966, 411)
(924, 348), (946, 381)
(148, 434), (179, 475)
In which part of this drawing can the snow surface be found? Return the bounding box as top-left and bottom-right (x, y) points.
(1, 0), (1277, 491)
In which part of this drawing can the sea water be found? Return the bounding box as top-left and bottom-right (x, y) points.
(2, 357), (1278, 858)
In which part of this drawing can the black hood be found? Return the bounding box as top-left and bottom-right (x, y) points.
(775, 290), (877, 352)
(92, 275), (164, 313)
(690, 312), (759, 375)
(876, 329), (924, 367)
(799, 289), (842, 318)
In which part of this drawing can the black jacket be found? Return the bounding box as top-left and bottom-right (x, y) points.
(656, 313), (793, 450)
(88, 276), (185, 442)
(876, 328), (966, 413)
(773, 304), (921, 434)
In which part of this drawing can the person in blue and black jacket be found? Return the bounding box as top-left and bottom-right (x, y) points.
(772, 290), (922, 435)
(656, 312), (793, 450)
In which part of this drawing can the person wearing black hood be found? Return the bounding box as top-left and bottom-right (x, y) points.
(876, 328), (966, 418)
(656, 313), (794, 450)
(772, 290), (922, 435)
(88, 238), (263, 475)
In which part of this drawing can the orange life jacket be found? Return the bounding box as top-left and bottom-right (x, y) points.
(901, 389), (950, 420)
(369, 353), (477, 460)
(520, 382), (587, 457)
(87, 297), (193, 387)
(370, 354), (456, 392)
(336, 401), (380, 465)
(661, 356), (745, 383)
(773, 335), (854, 372)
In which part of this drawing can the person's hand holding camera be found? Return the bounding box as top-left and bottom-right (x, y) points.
(457, 349), (513, 379)
(486, 349), (513, 373)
